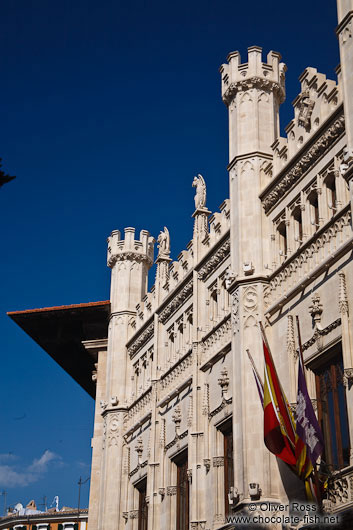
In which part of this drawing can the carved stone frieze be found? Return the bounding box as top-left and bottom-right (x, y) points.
(213, 456), (224, 467)
(262, 114), (345, 213)
(269, 208), (351, 305)
(159, 279), (193, 323)
(201, 315), (231, 363)
(128, 321), (154, 357)
(159, 351), (193, 399)
(197, 238), (230, 281)
(167, 486), (177, 496)
(129, 510), (139, 519)
(222, 77), (285, 106)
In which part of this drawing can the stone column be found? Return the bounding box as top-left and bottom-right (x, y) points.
(86, 340), (107, 530)
(221, 46), (286, 504)
(338, 271), (353, 463)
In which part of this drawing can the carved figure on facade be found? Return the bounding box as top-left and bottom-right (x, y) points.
(309, 292), (323, 326)
(157, 226), (171, 259)
(192, 174), (206, 209)
(298, 90), (315, 128)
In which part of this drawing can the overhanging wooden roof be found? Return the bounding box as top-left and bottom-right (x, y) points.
(8, 301), (110, 398)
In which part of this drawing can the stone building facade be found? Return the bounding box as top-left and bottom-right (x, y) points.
(84, 2), (353, 528)
(8, 1), (353, 529)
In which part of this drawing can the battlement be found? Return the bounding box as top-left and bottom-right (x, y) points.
(271, 67), (341, 175)
(220, 46), (286, 105)
(107, 227), (155, 268)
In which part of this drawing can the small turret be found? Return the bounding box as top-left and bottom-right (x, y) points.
(220, 46), (286, 159)
(107, 227), (155, 313)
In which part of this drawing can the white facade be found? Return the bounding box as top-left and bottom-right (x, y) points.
(87, 2), (353, 528)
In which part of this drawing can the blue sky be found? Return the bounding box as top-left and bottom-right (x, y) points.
(1, 0), (339, 512)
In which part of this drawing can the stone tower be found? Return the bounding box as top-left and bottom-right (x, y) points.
(89, 228), (155, 530)
(220, 48), (287, 502)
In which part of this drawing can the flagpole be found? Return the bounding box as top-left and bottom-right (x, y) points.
(295, 315), (322, 509)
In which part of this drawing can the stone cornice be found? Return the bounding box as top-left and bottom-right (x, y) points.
(158, 278), (193, 324)
(222, 76), (285, 106)
(260, 107), (345, 213)
(197, 236), (230, 281)
(108, 251), (154, 268)
(127, 319), (154, 358)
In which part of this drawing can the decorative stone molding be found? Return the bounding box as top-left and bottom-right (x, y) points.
(222, 77), (285, 106)
(165, 429), (188, 452)
(129, 510), (139, 519)
(300, 318), (341, 352)
(339, 271), (349, 315)
(287, 314), (297, 359)
(172, 405), (182, 429)
(268, 207), (351, 305)
(201, 315), (231, 364)
(106, 411), (119, 447)
(212, 456), (224, 467)
(126, 389), (152, 424)
(243, 285), (258, 313)
(197, 238), (230, 281)
(122, 511), (129, 522)
(209, 394), (232, 420)
(218, 368), (229, 395)
(92, 363), (98, 383)
(203, 458), (211, 473)
(231, 289), (240, 334)
(202, 383), (210, 416)
(135, 437), (143, 457)
(159, 279), (193, 323)
(187, 468), (192, 484)
(158, 487), (165, 498)
(159, 351), (193, 400)
(343, 368), (353, 388)
(166, 486), (177, 496)
(187, 395), (193, 427)
(225, 267), (237, 290)
(128, 321), (154, 357)
(261, 114), (345, 213)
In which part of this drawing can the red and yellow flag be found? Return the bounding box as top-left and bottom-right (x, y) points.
(262, 330), (297, 467)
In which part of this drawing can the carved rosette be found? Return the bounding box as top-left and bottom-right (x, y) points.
(106, 411), (120, 447)
(212, 456), (224, 467)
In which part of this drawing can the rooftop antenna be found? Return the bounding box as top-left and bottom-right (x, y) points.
(0, 491), (7, 516)
(77, 477), (89, 524)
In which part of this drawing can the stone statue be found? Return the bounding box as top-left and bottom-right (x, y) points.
(192, 173), (206, 209)
(157, 226), (170, 258)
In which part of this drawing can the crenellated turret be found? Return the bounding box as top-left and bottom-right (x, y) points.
(107, 227), (154, 313)
(220, 46), (286, 159)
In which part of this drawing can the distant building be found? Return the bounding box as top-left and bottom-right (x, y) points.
(8, 1), (353, 528)
(0, 508), (88, 530)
